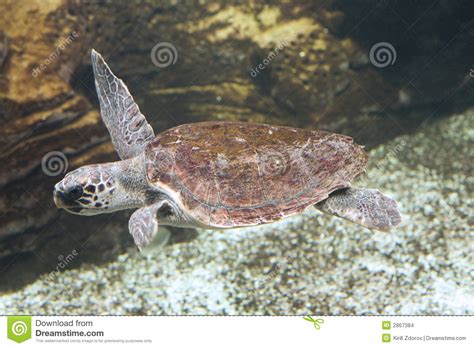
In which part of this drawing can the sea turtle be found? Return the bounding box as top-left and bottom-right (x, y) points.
(53, 49), (401, 250)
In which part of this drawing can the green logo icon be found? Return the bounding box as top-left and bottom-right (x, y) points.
(7, 316), (32, 343)
(303, 316), (324, 330)
(382, 333), (391, 343)
(382, 320), (391, 330)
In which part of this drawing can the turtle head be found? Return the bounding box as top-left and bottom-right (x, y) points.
(53, 163), (120, 215)
(53, 157), (149, 215)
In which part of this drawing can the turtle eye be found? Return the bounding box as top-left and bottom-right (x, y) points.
(68, 186), (83, 200)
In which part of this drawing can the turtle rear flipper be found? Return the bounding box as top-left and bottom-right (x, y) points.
(91, 49), (155, 160)
(316, 188), (401, 231)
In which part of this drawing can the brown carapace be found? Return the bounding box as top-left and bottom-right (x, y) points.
(146, 122), (368, 228)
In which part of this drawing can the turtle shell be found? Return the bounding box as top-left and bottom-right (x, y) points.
(145, 122), (368, 228)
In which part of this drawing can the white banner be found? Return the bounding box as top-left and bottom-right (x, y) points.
(0, 316), (472, 347)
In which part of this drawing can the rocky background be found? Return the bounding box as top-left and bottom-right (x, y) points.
(0, 0), (473, 307)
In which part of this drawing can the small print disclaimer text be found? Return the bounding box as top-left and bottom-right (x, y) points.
(3, 316), (471, 346)
(5, 317), (153, 345)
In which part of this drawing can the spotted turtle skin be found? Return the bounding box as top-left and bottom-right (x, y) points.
(145, 122), (368, 228)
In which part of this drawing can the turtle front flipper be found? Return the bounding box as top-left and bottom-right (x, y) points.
(129, 201), (172, 251)
(315, 188), (401, 231)
(91, 49), (155, 160)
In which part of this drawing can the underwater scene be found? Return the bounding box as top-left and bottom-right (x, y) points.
(0, 0), (472, 315)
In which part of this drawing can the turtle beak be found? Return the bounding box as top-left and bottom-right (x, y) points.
(53, 187), (66, 208)
(53, 190), (84, 214)
(53, 186), (78, 210)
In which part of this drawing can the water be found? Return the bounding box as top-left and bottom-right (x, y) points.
(0, 1), (472, 315)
